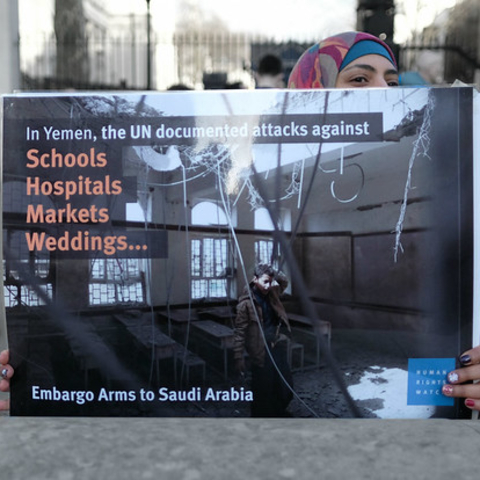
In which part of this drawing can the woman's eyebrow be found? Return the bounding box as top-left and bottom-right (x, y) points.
(342, 64), (398, 75)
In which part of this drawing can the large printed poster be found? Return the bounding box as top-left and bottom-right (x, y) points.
(2, 87), (476, 417)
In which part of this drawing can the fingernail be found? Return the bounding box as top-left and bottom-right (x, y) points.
(459, 354), (472, 365)
(448, 371), (459, 384)
(465, 399), (476, 408)
(0, 368), (7, 379)
(442, 384), (454, 395)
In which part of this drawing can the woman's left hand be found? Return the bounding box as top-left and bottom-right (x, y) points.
(0, 349), (12, 411)
(442, 345), (480, 411)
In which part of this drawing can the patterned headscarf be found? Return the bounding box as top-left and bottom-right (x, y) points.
(288, 31), (397, 89)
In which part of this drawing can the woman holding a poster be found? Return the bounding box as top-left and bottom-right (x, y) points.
(1, 31), (479, 415)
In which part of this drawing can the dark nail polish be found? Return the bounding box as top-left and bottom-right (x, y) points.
(459, 354), (472, 365)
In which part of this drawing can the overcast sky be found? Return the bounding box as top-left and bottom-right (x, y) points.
(105, 0), (459, 42)
(20, 0), (459, 43)
(142, 0), (357, 41)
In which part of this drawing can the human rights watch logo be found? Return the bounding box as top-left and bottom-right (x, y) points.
(407, 358), (456, 406)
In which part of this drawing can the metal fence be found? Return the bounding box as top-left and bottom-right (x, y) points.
(19, 30), (480, 91)
(20, 32), (151, 91)
(19, 31), (312, 91)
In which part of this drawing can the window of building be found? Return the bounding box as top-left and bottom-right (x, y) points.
(3, 181), (53, 308)
(254, 207), (291, 232)
(255, 238), (274, 265)
(192, 201), (229, 226)
(3, 230), (53, 308)
(190, 201), (232, 300)
(88, 197), (150, 306)
(126, 199), (152, 223)
(89, 258), (145, 306)
(191, 237), (230, 299)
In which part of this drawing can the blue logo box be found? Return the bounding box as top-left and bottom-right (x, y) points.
(407, 358), (456, 406)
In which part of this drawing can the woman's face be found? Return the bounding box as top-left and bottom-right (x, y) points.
(334, 54), (399, 88)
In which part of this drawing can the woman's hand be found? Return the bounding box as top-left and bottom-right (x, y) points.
(0, 350), (12, 411)
(442, 345), (480, 411)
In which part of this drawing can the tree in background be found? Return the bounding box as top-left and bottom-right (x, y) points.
(54, 0), (89, 87)
(175, 0), (249, 89)
(444, 0), (479, 84)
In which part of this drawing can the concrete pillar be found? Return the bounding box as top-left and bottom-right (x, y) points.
(0, 0), (21, 93)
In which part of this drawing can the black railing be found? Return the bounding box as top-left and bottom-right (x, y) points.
(19, 32), (480, 91)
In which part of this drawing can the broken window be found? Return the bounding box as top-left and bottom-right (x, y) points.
(190, 201), (232, 300)
(191, 237), (230, 300)
(89, 258), (145, 306)
(3, 229), (53, 308)
(3, 179), (53, 308)
(255, 238), (275, 266)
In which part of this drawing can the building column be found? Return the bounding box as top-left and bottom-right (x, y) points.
(0, 0), (21, 93)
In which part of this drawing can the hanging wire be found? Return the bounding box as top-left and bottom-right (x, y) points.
(219, 91), (362, 418)
(393, 91), (434, 262)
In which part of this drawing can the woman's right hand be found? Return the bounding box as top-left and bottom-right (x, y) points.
(0, 349), (13, 411)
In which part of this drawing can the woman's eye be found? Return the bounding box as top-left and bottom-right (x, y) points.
(352, 76), (368, 83)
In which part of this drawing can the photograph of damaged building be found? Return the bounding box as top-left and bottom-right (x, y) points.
(2, 86), (475, 418)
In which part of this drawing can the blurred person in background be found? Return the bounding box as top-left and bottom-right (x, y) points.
(255, 53), (285, 88)
(400, 50), (444, 86)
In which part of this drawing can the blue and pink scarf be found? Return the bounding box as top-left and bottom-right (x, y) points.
(288, 31), (397, 89)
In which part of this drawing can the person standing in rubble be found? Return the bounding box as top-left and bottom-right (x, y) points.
(233, 263), (293, 417)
